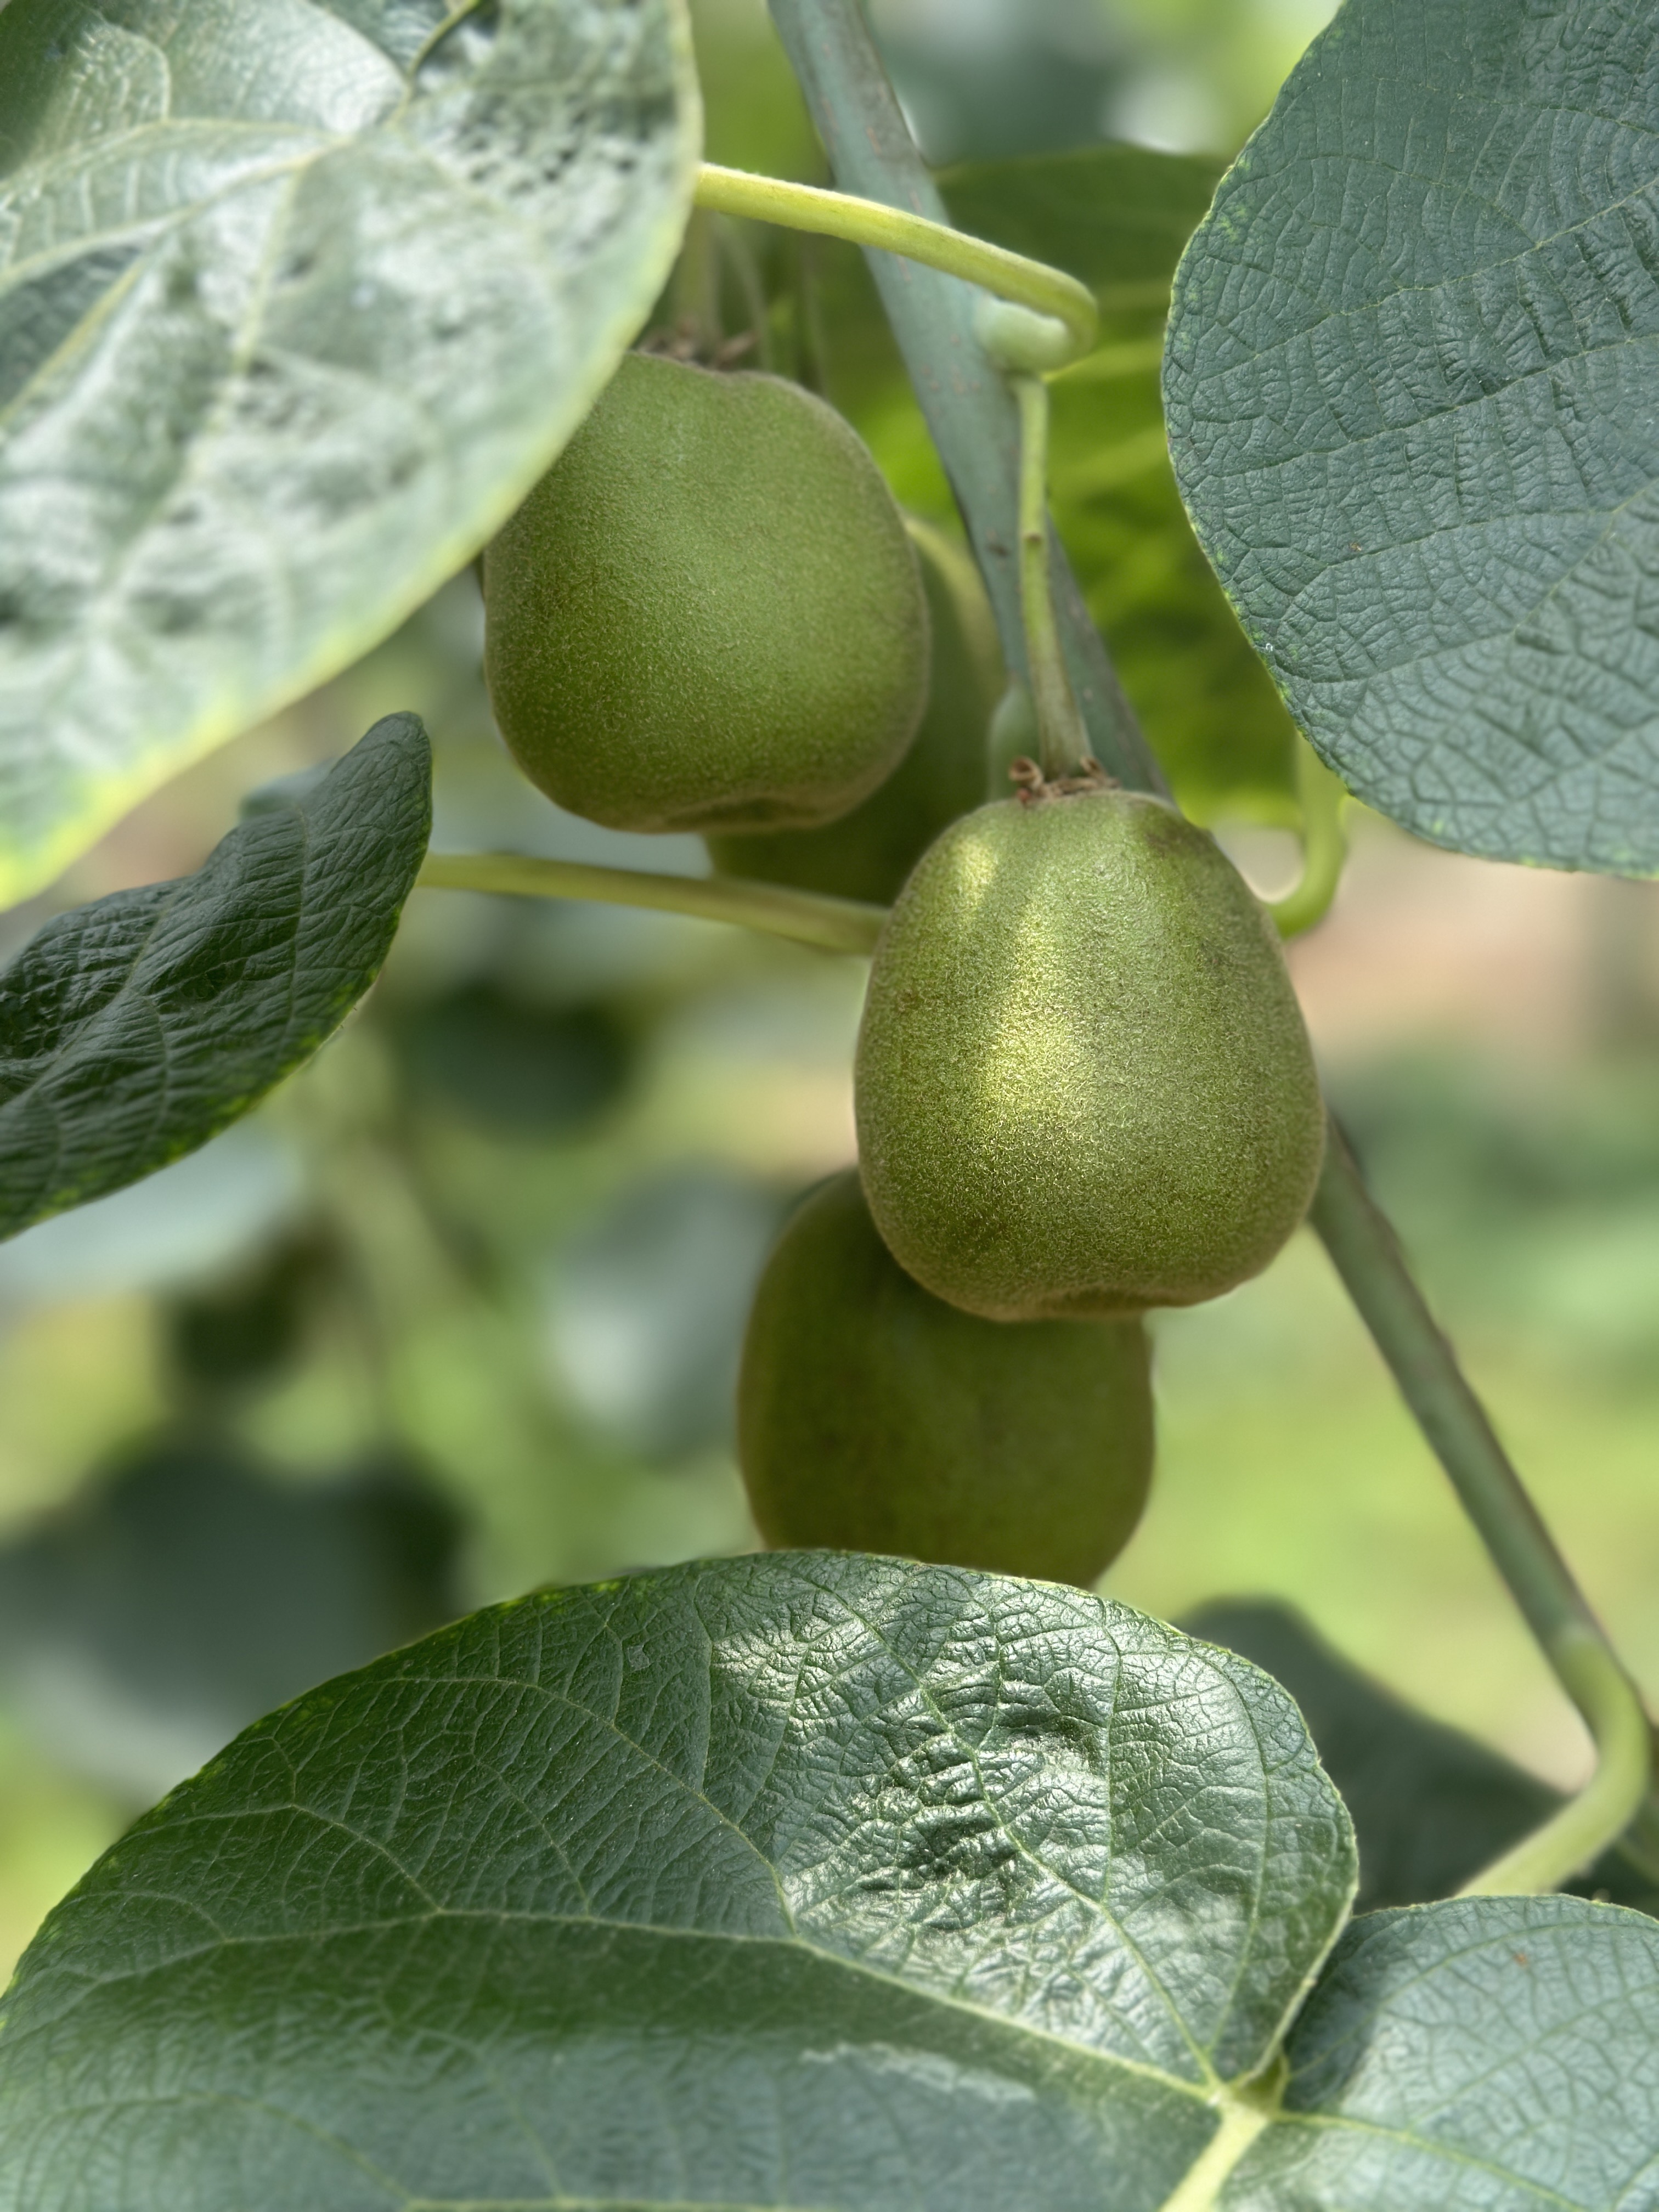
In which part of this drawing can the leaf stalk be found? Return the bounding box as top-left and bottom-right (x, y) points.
(416, 851), (884, 957)
(1459, 1632), (1653, 1896)
(1154, 2068), (1283, 2212)
(693, 163), (1098, 364)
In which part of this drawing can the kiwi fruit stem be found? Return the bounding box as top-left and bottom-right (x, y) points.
(1012, 373), (1092, 782)
(419, 852), (884, 957)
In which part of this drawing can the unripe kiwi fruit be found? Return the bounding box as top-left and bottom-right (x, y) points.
(739, 1170), (1153, 1584)
(482, 351), (929, 836)
(705, 521), (1002, 904)
(855, 788), (1324, 1321)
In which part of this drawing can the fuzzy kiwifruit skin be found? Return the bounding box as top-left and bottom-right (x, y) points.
(705, 521), (1002, 903)
(855, 789), (1325, 1320)
(483, 352), (929, 836)
(739, 1171), (1153, 1584)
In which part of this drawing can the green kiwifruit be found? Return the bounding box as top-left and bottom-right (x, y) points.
(855, 788), (1325, 1320)
(483, 352), (929, 836)
(738, 1170), (1153, 1584)
(705, 521), (1002, 903)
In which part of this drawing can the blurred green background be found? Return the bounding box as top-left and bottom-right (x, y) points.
(6, 0), (1659, 1974)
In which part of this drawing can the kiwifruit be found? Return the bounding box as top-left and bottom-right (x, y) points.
(738, 1170), (1153, 1585)
(854, 787), (1325, 1320)
(483, 351), (929, 835)
(705, 521), (1002, 903)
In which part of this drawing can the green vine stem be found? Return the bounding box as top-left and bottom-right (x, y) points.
(1011, 374), (1092, 781)
(1462, 1633), (1654, 1896)
(1311, 1119), (1658, 1888)
(417, 851), (884, 957)
(1269, 739), (1348, 940)
(693, 163), (1098, 365)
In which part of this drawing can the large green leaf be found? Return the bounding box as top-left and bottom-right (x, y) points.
(3, 1554), (1657, 2207)
(941, 148), (1299, 823)
(1165, 0), (1659, 872)
(0, 712), (430, 1239)
(0, 1555), (1349, 2206)
(0, 0), (699, 908)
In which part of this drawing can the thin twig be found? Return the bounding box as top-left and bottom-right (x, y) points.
(1012, 374), (1091, 781)
(416, 851), (884, 957)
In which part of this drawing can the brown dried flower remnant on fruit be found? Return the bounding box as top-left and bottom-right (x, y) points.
(1007, 754), (1115, 802)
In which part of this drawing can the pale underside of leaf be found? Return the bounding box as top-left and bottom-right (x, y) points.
(1164, 0), (1659, 874)
(0, 0), (701, 909)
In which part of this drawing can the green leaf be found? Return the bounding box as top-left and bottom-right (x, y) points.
(1226, 1897), (1659, 2209)
(4, 1554), (1657, 2206)
(940, 148), (1299, 823)
(0, 711), (430, 1240)
(0, 1555), (1355, 2207)
(1165, 0), (1659, 873)
(1184, 1600), (1560, 1911)
(0, 0), (699, 909)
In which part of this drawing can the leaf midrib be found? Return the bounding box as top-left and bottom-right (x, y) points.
(15, 1901), (1218, 2109)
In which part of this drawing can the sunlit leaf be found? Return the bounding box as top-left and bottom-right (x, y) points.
(0, 1556), (1352, 2205)
(3, 1556), (1655, 2206)
(1226, 1897), (1659, 2210)
(0, 0), (699, 906)
(1188, 1599), (1659, 1917)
